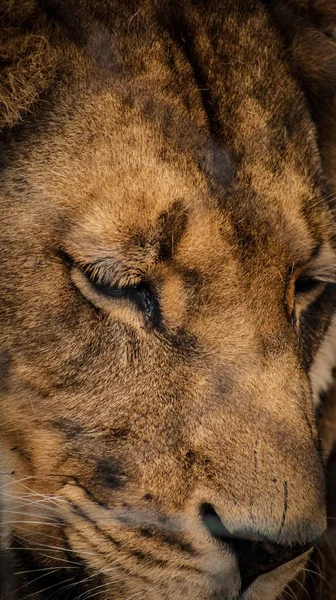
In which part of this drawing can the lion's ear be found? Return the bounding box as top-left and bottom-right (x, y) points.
(271, 1), (336, 185)
(0, 1), (59, 130)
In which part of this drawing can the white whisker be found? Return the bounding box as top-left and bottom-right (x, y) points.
(12, 569), (63, 594)
(22, 576), (75, 599)
(1, 509), (60, 522)
(14, 567), (77, 575)
(2, 520), (61, 527)
(15, 534), (104, 559)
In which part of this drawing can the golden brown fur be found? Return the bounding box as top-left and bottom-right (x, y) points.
(1, 1), (336, 599)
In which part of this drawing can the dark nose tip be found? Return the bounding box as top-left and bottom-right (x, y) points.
(226, 536), (312, 592)
(200, 504), (313, 592)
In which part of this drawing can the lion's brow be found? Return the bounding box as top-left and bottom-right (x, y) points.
(65, 200), (190, 287)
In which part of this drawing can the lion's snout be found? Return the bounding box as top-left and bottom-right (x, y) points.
(198, 502), (320, 593)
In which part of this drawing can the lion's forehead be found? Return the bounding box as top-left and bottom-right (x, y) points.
(25, 119), (327, 290)
(2, 0), (334, 331)
(9, 0), (329, 282)
(17, 93), (327, 275)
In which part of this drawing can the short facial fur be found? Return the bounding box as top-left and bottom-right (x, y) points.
(1, 1), (336, 599)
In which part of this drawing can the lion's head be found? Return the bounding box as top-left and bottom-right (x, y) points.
(1, 1), (336, 599)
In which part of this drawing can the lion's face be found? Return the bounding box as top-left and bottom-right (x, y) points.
(1, 1), (336, 599)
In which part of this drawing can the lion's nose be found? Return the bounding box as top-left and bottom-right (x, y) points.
(224, 536), (312, 591)
(201, 504), (314, 591)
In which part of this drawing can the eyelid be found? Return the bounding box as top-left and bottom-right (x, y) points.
(59, 247), (146, 289)
(289, 249), (336, 289)
(300, 243), (336, 284)
(301, 271), (336, 285)
(60, 249), (146, 296)
(287, 270), (326, 317)
(70, 262), (162, 327)
(84, 268), (127, 294)
(294, 276), (324, 295)
(90, 280), (128, 297)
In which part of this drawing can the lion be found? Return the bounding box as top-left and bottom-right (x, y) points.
(1, 1), (336, 599)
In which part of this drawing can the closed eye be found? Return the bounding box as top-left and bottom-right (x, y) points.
(85, 273), (161, 327)
(59, 250), (162, 327)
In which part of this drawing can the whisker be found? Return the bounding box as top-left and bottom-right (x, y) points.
(58, 572), (112, 600)
(314, 546), (326, 572)
(282, 587), (298, 600)
(45, 564), (124, 600)
(1, 509), (61, 522)
(0, 499), (59, 513)
(301, 567), (327, 583)
(0, 476), (72, 507)
(73, 579), (115, 600)
(21, 576), (75, 599)
(77, 586), (111, 600)
(0, 476), (57, 493)
(10, 546), (82, 567)
(290, 576), (310, 600)
(14, 567), (78, 575)
(0, 491), (64, 513)
(12, 529), (74, 548)
(15, 534), (104, 559)
(124, 591), (151, 600)
(11, 537), (84, 567)
(1, 520), (61, 527)
(12, 569), (63, 594)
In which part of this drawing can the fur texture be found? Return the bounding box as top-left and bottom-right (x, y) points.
(1, 1), (336, 599)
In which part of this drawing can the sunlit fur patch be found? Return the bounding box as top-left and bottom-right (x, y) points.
(2, 0), (336, 599)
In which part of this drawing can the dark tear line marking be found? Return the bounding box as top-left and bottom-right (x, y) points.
(278, 480), (288, 537)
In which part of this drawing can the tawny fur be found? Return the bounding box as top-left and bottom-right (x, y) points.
(1, 1), (336, 600)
